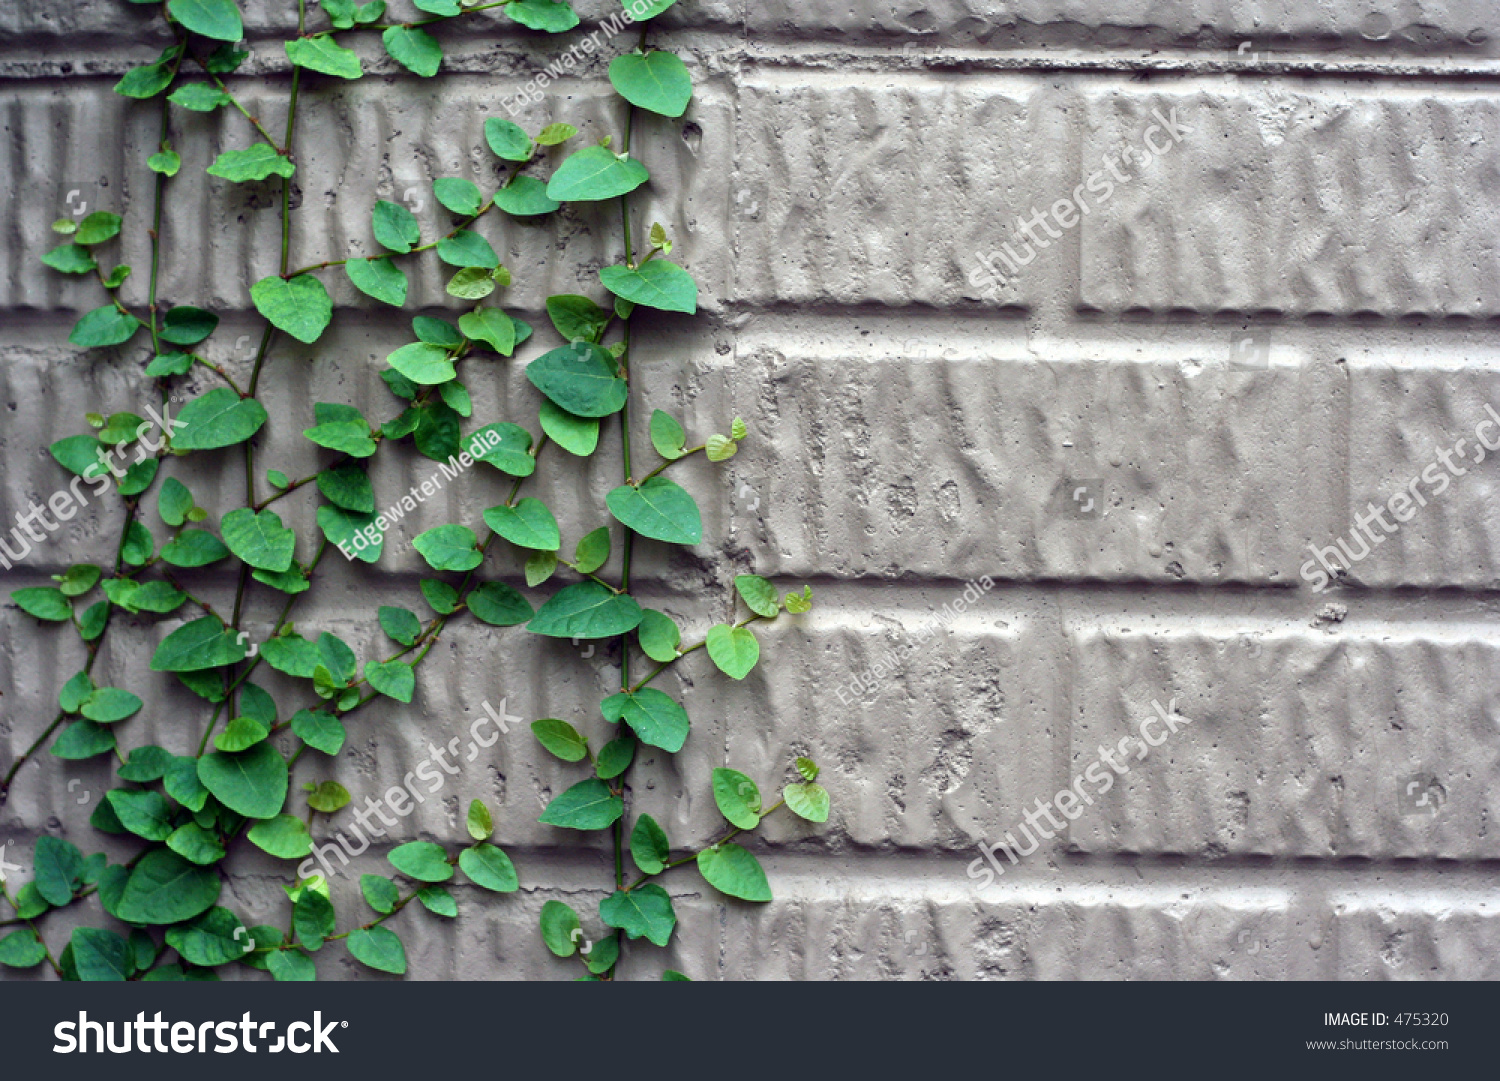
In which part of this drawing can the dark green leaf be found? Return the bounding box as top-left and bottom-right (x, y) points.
(69, 305), (141, 349)
(114, 848), (222, 924)
(346, 257), (408, 307)
(167, 0), (243, 41)
(466, 581), (534, 626)
(600, 687), (689, 753)
(251, 274), (332, 344)
(599, 260), (697, 314)
(528, 581), (642, 639)
(630, 814), (669, 874)
(531, 718), (588, 762)
(538, 778), (623, 830)
(150, 616), (247, 672)
(197, 743), (288, 819)
(526, 342), (627, 417)
(413, 524), (482, 572)
(171, 388), (269, 451)
(599, 883), (675, 946)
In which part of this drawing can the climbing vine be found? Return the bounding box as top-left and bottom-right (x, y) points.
(0, 0), (827, 981)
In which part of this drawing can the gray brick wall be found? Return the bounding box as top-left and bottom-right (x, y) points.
(2, 0), (1497, 980)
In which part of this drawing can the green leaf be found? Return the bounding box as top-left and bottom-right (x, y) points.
(608, 51), (693, 118)
(167, 822), (225, 865)
(484, 117), (533, 162)
(599, 260), (697, 314)
(75, 211), (123, 245)
(528, 581), (642, 639)
(165, 907), (252, 966)
(600, 687), (689, 753)
(607, 477), (702, 546)
(197, 743), (289, 819)
(347, 926), (406, 974)
(117, 745), (173, 783)
(292, 891), (336, 952)
(168, 0), (243, 41)
(49, 433), (103, 476)
(706, 623), (759, 680)
(114, 848), (222, 924)
(540, 900), (580, 956)
(115, 59), (175, 99)
(157, 477), (194, 527)
(121, 521), (155, 567)
(251, 274), (332, 344)
(169, 82), (231, 110)
(33, 836), (83, 906)
(712, 767), (761, 829)
(731, 416), (748, 441)
(600, 884), (676, 946)
(304, 419), (377, 457)
(389, 841), (453, 883)
(434, 177), (482, 216)
(546, 294), (610, 343)
(697, 842), (772, 902)
(41, 243), (96, 274)
(387, 341), (456, 385)
(458, 307), (516, 355)
(421, 578), (460, 614)
(531, 718), (588, 762)
(570, 526), (610, 576)
(436, 229), (499, 269)
(783, 781), (830, 823)
(246, 815), (312, 859)
(171, 387), (269, 449)
(539, 400), (600, 457)
(145, 352), (194, 376)
(785, 585), (813, 613)
(12, 587), (71, 622)
(413, 524), (482, 572)
(535, 122), (577, 146)
(527, 342), (627, 418)
(636, 608), (681, 662)
(463, 799), (493, 841)
(365, 659), (415, 702)
(71, 926), (131, 981)
(161, 530), (232, 568)
(76, 599), (108, 640)
(317, 506), (383, 563)
(268, 949), (317, 981)
(705, 433), (736, 461)
(630, 814), (670, 875)
(347, 257), (408, 307)
(735, 574), (779, 618)
(221, 507), (296, 572)
(483, 498), (560, 551)
(595, 735), (635, 780)
(164, 756), (210, 812)
(305, 780), (351, 813)
(207, 144), (295, 182)
(81, 687), (143, 723)
(504, 0), (579, 31)
(547, 145), (649, 202)
(293, 709), (346, 755)
(494, 175), (560, 217)
(382, 24), (442, 76)
(379, 606), (423, 646)
(70, 305), (141, 349)
(361, 874), (399, 914)
(525, 549), (557, 587)
(539, 777), (624, 830)
(151, 616), (248, 671)
(466, 582), (534, 626)
(0, 929), (48, 969)
(625, 0), (677, 17)
(373, 199), (420, 253)
(796, 756), (820, 782)
(59, 671), (94, 713)
(285, 35), (363, 78)
(461, 426), (532, 483)
(318, 632), (358, 682)
(459, 844), (519, 892)
(258, 634), (319, 677)
(413, 885), (456, 918)
(53, 720), (115, 760)
(318, 462), (375, 512)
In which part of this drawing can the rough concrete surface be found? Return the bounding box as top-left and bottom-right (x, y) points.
(2, 0), (1499, 980)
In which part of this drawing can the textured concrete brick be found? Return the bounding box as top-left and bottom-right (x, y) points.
(731, 344), (1312, 582)
(1067, 627), (1500, 859)
(1079, 87), (1500, 316)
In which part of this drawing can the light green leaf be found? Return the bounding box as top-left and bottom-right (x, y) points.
(705, 433), (736, 461)
(535, 122), (577, 146)
(169, 82), (231, 110)
(292, 709), (345, 755)
(167, 822), (225, 865)
(458, 308), (516, 357)
(388, 841), (452, 882)
(706, 623), (759, 680)
(600, 883), (676, 946)
(540, 900), (580, 956)
(372, 199), (420, 253)
(434, 177), (482, 216)
(637, 609), (681, 662)
(735, 574), (779, 618)
(608, 51), (692, 118)
(247, 814), (313, 858)
(379, 606), (422, 646)
(784, 781), (830, 822)
(531, 718), (588, 762)
(436, 229), (499, 268)
(600, 687), (689, 753)
(539, 400), (600, 457)
(387, 342), (455, 385)
(197, 742), (289, 819)
(285, 35), (363, 79)
(81, 687), (143, 723)
(346, 256), (408, 306)
(207, 144), (295, 182)
(606, 477), (702, 546)
(546, 145), (648, 203)
(361, 874), (399, 914)
(365, 660), (415, 703)
(459, 844), (519, 892)
(650, 409), (686, 459)
(697, 842), (772, 902)
(413, 524), (482, 572)
(784, 585), (813, 613)
(525, 549), (556, 587)
(504, 0), (578, 32)
(528, 580), (642, 639)
(221, 507), (296, 572)
(41, 243), (96, 274)
(69, 306), (141, 349)
(494, 175), (559, 217)
(251, 274), (332, 344)
(712, 767), (761, 829)
(630, 814), (670, 875)
(599, 260), (697, 314)
(483, 498), (560, 551)
(572, 525), (610, 574)
(539, 777), (624, 831)
(168, 0), (243, 41)
(466, 799), (493, 841)
(382, 25), (442, 76)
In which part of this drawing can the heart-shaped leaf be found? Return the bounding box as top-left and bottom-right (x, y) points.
(608, 51), (693, 117)
(251, 274), (332, 344)
(606, 476), (702, 545)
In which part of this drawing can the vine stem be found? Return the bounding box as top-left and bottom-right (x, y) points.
(624, 801), (788, 892)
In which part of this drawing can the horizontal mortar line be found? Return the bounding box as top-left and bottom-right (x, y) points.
(738, 49), (1500, 83)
